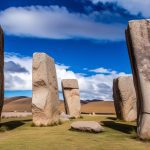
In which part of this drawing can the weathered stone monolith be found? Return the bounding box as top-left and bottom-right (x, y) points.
(62, 79), (81, 118)
(126, 19), (150, 139)
(113, 76), (137, 122)
(0, 26), (4, 120)
(32, 53), (59, 126)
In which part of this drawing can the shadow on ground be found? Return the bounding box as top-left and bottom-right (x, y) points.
(102, 121), (136, 134)
(0, 119), (31, 131)
(69, 128), (101, 134)
(107, 117), (117, 121)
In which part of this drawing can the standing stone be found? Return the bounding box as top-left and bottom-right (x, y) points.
(0, 26), (4, 121)
(126, 19), (150, 139)
(62, 79), (81, 118)
(113, 76), (137, 122)
(32, 53), (59, 126)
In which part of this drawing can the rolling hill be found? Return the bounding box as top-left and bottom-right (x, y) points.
(3, 97), (115, 114)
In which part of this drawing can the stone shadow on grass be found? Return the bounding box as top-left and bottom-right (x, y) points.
(107, 117), (117, 121)
(69, 128), (101, 134)
(102, 121), (136, 134)
(0, 119), (31, 131)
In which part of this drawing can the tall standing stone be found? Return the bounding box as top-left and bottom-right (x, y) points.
(32, 53), (59, 126)
(62, 79), (81, 118)
(113, 76), (137, 122)
(0, 26), (4, 120)
(126, 19), (150, 139)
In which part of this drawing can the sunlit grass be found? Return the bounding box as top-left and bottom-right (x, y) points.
(0, 115), (149, 150)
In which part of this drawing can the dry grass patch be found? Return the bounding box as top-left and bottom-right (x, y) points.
(0, 115), (150, 150)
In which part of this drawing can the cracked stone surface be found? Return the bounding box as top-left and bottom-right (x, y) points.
(0, 27), (4, 121)
(126, 19), (150, 139)
(113, 76), (137, 122)
(32, 53), (59, 126)
(62, 79), (81, 118)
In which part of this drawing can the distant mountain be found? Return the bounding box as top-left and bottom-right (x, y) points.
(80, 99), (104, 104)
(3, 97), (32, 112)
(4, 96), (28, 104)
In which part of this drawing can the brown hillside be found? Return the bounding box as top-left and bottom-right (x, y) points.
(3, 97), (115, 114)
(3, 97), (32, 112)
(4, 96), (27, 104)
(81, 101), (115, 114)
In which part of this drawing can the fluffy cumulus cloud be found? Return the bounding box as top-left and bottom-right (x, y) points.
(0, 5), (125, 41)
(4, 53), (130, 100)
(5, 61), (29, 73)
(90, 0), (150, 17)
(90, 67), (116, 74)
(5, 53), (32, 90)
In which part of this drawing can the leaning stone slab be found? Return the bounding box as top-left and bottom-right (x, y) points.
(62, 79), (81, 118)
(126, 19), (150, 139)
(71, 121), (104, 133)
(32, 53), (59, 126)
(113, 76), (137, 122)
(0, 26), (4, 121)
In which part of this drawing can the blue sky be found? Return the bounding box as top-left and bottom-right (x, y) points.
(1, 0), (149, 100)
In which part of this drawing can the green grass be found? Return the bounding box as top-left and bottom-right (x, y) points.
(0, 115), (149, 150)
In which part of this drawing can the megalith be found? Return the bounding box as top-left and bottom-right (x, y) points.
(113, 76), (137, 122)
(0, 26), (4, 120)
(62, 79), (81, 118)
(32, 53), (59, 126)
(126, 19), (150, 139)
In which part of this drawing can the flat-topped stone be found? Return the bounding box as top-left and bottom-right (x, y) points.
(71, 121), (104, 133)
(62, 79), (81, 118)
(32, 53), (59, 126)
(62, 79), (79, 89)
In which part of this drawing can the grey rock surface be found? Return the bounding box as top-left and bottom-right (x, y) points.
(59, 112), (71, 123)
(62, 79), (81, 118)
(126, 19), (150, 139)
(71, 121), (104, 133)
(113, 76), (137, 122)
(32, 53), (59, 126)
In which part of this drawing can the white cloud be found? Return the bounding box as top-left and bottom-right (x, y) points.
(91, 0), (150, 17)
(0, 5), (125, 40)
(90, 67), (114, 74)
(4, 53), (130, 100)
(5, 53), (32, 90)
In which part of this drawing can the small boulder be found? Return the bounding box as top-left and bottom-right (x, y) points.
(60, 112), (72, 119)
(59, 112), (71, 123)
(71, 121), (104, 133)
(60, 117), (70, 123)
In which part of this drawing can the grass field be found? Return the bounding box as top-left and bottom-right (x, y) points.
(0, 115), (149, 150)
